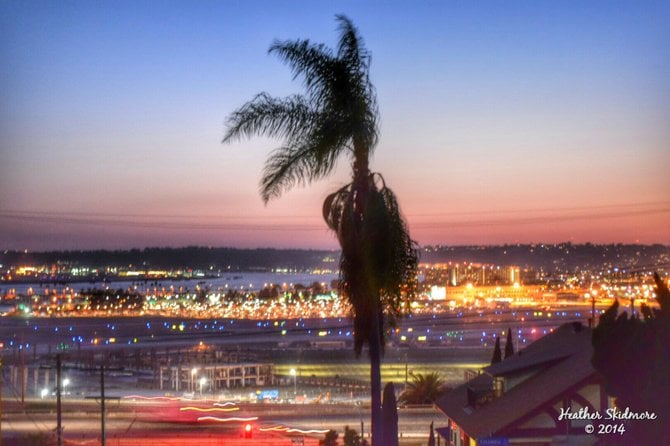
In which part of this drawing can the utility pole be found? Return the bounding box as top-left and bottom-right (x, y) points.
(20, 337), (25, 404)
(404, 353), (408, 386)
(57, 354), (62, 446)
(101, 364), (106, 446)
(1, 356), (4, 446)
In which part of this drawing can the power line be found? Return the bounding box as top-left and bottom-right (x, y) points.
(0, 204), (668, 231)
(410, 208), (670, 229)
(1, 200), (668, 221)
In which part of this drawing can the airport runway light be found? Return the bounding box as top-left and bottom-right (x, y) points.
(289, 368), (297, 397)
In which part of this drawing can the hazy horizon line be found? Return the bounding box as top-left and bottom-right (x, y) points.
(4, 240), (669, 255)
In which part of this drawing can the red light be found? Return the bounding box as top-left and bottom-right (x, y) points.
(244, 423), (253, 438)
(245, 424), (252, 432)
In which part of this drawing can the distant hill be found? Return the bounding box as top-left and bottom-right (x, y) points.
(0, 247), (337, 271)
(420, 243), (670, 273)
(1, 243), (668, 274)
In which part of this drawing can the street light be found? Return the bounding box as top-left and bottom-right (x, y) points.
(356, 400), (364, 439)
(191, 368), (198, 392)
(289, 368), (297, 399)
(199, 377), (207, 398)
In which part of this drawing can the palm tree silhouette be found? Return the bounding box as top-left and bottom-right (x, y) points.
(223, 15), (418, 442)
(399, 372), (449, 405)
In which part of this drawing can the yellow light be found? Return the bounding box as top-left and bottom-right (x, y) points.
(180, 406), (239, 413)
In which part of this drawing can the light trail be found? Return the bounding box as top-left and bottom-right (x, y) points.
(212, 402), (239, 407)
(179, 406), (239, 413)
(123, 395), (181, 401)
(259, 425), (330, 434)
(196, 416), (259, 423)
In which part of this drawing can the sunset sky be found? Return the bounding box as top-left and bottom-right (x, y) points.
(1, 1), (669, 250)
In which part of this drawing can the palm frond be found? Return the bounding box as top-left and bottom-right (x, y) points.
(222, 93), (315, 144)
(323, 175), (418, 355)
(260, 127), (348, 202)
(268, 39), (336, 95)
(335, 15), (369, 76)
(399, 372), (448, 405)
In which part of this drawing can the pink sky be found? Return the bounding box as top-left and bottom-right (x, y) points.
(1, 2), (669, 250)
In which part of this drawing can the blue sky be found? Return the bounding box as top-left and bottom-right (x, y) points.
(1, 1), (669, 250)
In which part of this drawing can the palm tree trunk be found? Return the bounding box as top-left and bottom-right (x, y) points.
(352, 140), (383, 444)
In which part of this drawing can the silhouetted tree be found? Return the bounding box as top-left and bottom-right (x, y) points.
(504, 327), (514, 359)
(343, 426), (361, 446)
(320, 430), (339, 446)
(223, 15), (418, 443)
(592, 273), (670, 444)
(399, 372), (448, 405)
(428, 421), (436, 446)
(382, 382), (399, 446)
(491, 336), (502, 364)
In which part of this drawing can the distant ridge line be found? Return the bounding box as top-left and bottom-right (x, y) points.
(1, 244), (668, 274)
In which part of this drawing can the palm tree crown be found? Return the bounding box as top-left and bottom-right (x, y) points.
(223, 14), (378, 202)
(399, 372), (449, 405)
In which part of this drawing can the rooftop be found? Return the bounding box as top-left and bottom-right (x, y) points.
(435, 322), (596, 439)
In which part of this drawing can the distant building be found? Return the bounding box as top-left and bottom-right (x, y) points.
(423, 262), (523, 287)
(508, 266), (521, 285)
(158, 363), (275, 392)
(435, 322), (611, 446)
